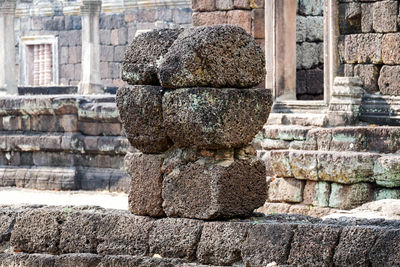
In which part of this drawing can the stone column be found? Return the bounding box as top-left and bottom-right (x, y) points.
(78, 0), (103, 94)
(265, 0), (297, 100)
(0, 0), (17, 95)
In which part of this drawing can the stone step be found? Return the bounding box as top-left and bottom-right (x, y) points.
(2, 205), (400, 266)
(0, 166), (129, 192)
(259, 125), (400, 153)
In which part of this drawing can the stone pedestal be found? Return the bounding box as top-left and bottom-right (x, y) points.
(0, 0), (17, 95)
(78, 0), (103, 94)
(327, 77), (364, 126)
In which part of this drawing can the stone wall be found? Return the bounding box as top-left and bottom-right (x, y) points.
(296, 0), (324, 100)
(254, 125), (400, 210)
(0, 95), (132, 192)
(14, 2), (192, 87)
(1, 205), (400, 266)
(339, 0), (400, 95)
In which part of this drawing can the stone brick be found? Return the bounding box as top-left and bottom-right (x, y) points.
(227, 10), (252, 34)
(124, 152), (164, 217)
(60, 64), (74, 80)
(114, 46), (126, 62)
(297, 42), (320, 69)
(54, 254), (101, 267)
(60, 46), (69, 65)
(369, 229), (400, 266)
(378, 65), (400, 96)
(137, 9), (157, 23)
(289, 151), (318, 180)
(99, 255), (184, 267)
(382, 33), (400, 64)
(317, 152), (379, 184)
(100, 62), (109, 79)
(100, 46), (114, 62)
(288, 224), (342, 266)
(10, 208), (64, 254)
(216, 0), (233, 10)
(197, 222), (249, 266)
(334, 226), (383, 266)
(97, 214), (153, 256)
(373, 0), (398, 33)
(270, 150), (292, 177)
(74, 63), (81, 81)
(374, 155), (400, 188)
(68, 46), (81, 64)
(252, 8), (264, 39)
(110, 29), (119, 46)
(329, 183), (372, 209)
(242, 223), (295, 266)
(354, 64), (379, 93)
(192, 0), (216, 12)
(99, 29), (111, 45)
(109, 62), (121, 79)
(172, 8), (192, 24)
(306, 16), (324, 42)
(162, 155), (267, 219)
(268, 178), (304, 203)
(302, 181), (330, 207)
(374, 188), (400, 201)
(298, 0), (324, 16)
(116, 85), (172, 153)
(233, 0), (251, 9)
(361, 3), (373, 33)
(344, 34), (382, 64)
(163, 88), (271, 149)
(149, 218), (203, 261)
(339, 2), (361, 34)
(65, 15), (82, 30)
(192, 11), (227, 26)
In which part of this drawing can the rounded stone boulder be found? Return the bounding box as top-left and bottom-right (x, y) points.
(158, 25), (266, 88)
(121, 28), (183, 85)
(162, 87), (272, 149)
(116, 85), (173, 153)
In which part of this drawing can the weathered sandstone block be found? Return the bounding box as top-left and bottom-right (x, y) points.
(382, 33), (400, 65)
(158, 25), (265, 88)
(329, 183), (372, 209)
(302, 180), (330, 207)
(124, 152), (165, 217)
(121, 28), (183, 85)
(163, 87), (272, 149)
(116, 85), (172, 153)
(378, 65), (400, 96)
(372, 0), (398, 33)
(268, 178), (304, 203)
(162, 155), (267, 219)
(374, 155), (400, 188)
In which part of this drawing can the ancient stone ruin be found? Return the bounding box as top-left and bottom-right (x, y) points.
(116, 25), (272, 220)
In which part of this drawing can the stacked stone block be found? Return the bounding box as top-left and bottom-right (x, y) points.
(255, 125), (400, 210)
(117, 25), (272, 219)
(339, 0), (400, 95)
(296, 0), (324, 100)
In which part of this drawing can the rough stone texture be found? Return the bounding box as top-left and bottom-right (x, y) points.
(369, 229), (400, 266)
(99, 255), (185, 267)
(55, 253), (102, 267)
(158, 25), (265, 88)
(288, 224), (342, 267)
(270, 150), (292, 177)
(302, 181), (330, 207)
(124, 152), (164, 217)
(59, 210), (105, 254)
(354, 64), (379, 93)
(289, 151), (318, 180)
(242, 223), (295, 266)
(317, 152), (379, 184)
(374, 155), (400, 188)
(329, 183), (372, 209)
(97, 214), (153, 256)
(333, 226), (382, 266)
(372, 0), (398, 33)
(121, 28), (183, 85)
(268, 178), (304, 203)
(10, 208), (64, 254)
(339, 2), (361, 34)
(116, 85), (172, 153)
(162, 155), (267, 219)
(163, 88), (272, 149)
(344, 33), (382, 64)
(382, 33), (400, 65)
(196, 222), (249, 266)
(378, 65), (400, 96)
(149, 218), (203, 261)
(298, 0), (323, 16)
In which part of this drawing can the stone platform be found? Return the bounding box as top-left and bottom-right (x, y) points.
(0, 95), (133, 192)
(1, 205), (399, 266)
(256, 125), (400, 210)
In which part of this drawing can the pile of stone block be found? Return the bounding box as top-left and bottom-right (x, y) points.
(116, 25), (272, 219)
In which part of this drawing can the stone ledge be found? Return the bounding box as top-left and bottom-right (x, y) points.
(1, 205), (400, 266)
